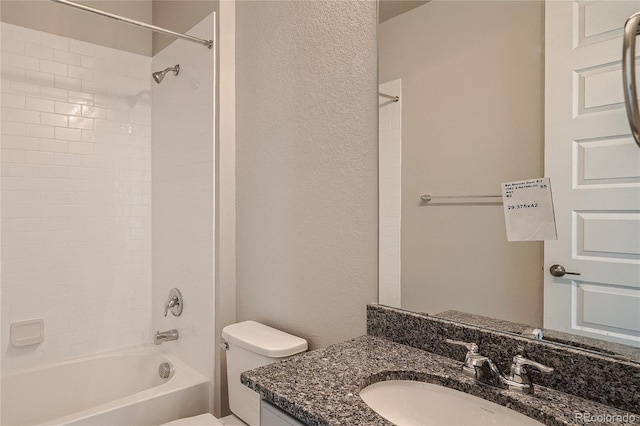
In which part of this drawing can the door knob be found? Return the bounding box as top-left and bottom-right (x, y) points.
(549, 264), (580, 277)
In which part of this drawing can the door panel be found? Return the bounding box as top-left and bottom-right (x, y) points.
(545, 0), (640, 347)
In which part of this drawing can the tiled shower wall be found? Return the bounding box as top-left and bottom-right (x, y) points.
(1, 23), (152, 372)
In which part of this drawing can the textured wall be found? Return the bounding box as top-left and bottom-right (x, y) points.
(379, 0), (544, 326)
(235, 0), (378, 349)
(1, 23), (152, 372)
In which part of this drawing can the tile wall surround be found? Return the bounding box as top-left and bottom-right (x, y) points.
(1, 23), (152, 372)
(367, 304), (640, 415)
(151, 12), (215, 386)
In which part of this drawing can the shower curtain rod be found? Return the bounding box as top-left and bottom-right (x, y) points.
(50, 0), (213, 49)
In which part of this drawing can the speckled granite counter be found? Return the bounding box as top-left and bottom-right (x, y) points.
(436, 310), (640, 363)
(241, 335), (638, 426)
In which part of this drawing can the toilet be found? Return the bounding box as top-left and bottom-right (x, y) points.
(161, 321), (308, 426)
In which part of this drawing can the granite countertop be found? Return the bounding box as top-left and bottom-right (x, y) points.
(241, 335), (638, 426)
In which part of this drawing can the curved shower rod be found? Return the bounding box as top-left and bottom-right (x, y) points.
(50, 0), (213, 49)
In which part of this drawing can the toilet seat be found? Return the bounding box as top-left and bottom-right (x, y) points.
(160, 413), (223, 425)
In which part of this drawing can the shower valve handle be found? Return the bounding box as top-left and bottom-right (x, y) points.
(163, 288), (183, 317)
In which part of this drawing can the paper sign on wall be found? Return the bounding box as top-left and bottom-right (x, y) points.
(501, 178), (557, 241)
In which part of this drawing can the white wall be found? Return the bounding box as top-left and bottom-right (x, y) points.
(235, 0), (378, 350)
(1, 23), (152, 372)
(151, 13), (216, 407)
(379, 0), (544, 326)
(378, 79), (402, 307)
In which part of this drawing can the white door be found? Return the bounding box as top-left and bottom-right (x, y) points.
(545, 0), (640, 347)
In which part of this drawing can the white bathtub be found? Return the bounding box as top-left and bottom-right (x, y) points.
(1, 345), (210, 426)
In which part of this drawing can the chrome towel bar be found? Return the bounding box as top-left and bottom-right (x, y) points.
(379, 92), (399, 102)
(421, 194), (503, 204)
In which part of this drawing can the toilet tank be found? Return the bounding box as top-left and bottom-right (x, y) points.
(222, 321), (307, 426)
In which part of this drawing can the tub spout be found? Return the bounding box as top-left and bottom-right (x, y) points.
(154, 329), (179, 345)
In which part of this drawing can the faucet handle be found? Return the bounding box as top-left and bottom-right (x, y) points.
(163, 288), (183, 317)
(512, 355), (554, 373)
(446, 339), (482, 377)
(445, 339), (479, 354)
(509, 354), (554, 389)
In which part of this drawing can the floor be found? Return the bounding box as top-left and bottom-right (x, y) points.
(220, 414), (246, 426)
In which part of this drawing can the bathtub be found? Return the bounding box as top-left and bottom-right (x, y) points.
(1, 345), (209, 426)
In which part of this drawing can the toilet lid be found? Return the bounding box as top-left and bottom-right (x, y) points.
(160, 413), (222, 426)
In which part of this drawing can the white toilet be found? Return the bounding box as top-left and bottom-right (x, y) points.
(161, 321), (308, 426)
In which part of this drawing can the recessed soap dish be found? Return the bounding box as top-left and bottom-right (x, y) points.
(10, 319), (44, 347)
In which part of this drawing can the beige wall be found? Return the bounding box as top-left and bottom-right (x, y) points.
(152, 0), (217, 55)
(235, 0), (379, 350)
(0, 1), (153, 56)
(0, 0), (217, 57)
(379, 0), (545, 326)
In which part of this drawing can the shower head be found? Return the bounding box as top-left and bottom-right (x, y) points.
(152, 64), (180, 84)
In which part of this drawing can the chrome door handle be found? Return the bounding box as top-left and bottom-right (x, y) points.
(549, 264), (580, 277)
(622, 12), (640, 147)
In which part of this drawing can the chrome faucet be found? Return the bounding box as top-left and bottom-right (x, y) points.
(154, 329), (179, 345)
(446, 339), (554, 394)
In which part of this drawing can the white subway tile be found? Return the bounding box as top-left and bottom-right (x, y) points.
(1, 65), (26, 82)
(81, 80), (106, 95)
(68, 116), (94, 130)
(81, 130), (96, 142)
(54, 75), (82, 91)
(26, 97), (54, 112)
(1, 121), (26, 136)
(68, 141), (95, 155)
(25, 70), (55, 87)
(40, 59), (67, 76)
(53, 50), (82, 66)
(40, 138), (68, 152)
(10, 53), (40, 71)
(42, 191), (70, 205)
(10, 190), (42, 204)
(2, 39), (25, 55)
(68, 40), (96, 57)
(25, 123), (54, 138)
(7, 81), (40, 97)
(54, 127), (82, 141)
(54, 153), (81, 167)
(68, 91), (94, 105)
(54, 101), (82, 116)
(3, 107), (41, 124)
(6, 163), (40, 178)
(80, 55), (107, 71)
(25, 150), (55, 165)
(10, 136), (39, 150)
(55, 126), (82, 141)
(2, 93), (26, 109)
(25, 44), (54, 61)
(81, 105), (106, 119)
(2, 149), (26, 163)
(41, 33), (69, 51)
(40, 112), (69, 127)
(40, 86), (68, 101)
(2, 23), (153, 371)
(67, 65), (94, 81)
(39, 164), (69, 178)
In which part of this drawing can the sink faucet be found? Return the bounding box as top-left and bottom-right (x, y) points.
(446, 339), (554, 394)
(154, 329), (179, 345)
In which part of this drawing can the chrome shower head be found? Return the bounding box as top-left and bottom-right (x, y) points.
(152, 64), (180, 84)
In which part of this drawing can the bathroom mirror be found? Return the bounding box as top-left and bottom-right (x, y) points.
(377, 0), (640, 362)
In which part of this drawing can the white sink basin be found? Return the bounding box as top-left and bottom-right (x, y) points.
(359, 380), (543, 426)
